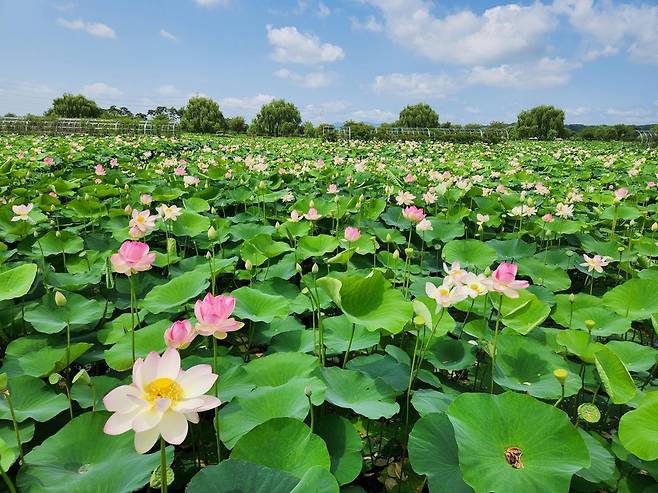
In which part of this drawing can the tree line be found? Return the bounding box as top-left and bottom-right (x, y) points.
(4, 93), (656, 141)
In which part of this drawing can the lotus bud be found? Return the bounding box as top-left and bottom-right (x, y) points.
(55, 291), (67, 307)
(211, 207), (216, 214)
(312, 263), (319, 274)
(295, 263), (303, 274)
(652, 222), (658, 232)
(304, 385), (313, 397)
(208, 226), (218, 240)
(568, 293), (575, 303)
(309, 200), (315, 208)
(72, 368), (91, 386)
(245, 259), (253, 271)
(553, 368), (568, 385)
(413, 315), (425, 326)
(205, 251), (212, 259)
(385, 233), (392, 243)
(33, 231), (39, 238)
(275, 221), (280, 229)
(55, 230), (62, 238)
(124, 184), (129, 191)
(585, 319), (595, 333)
(124, 204), (132, 215)
(404, 247), (413, 257)
(259, 180), (267, 190)
(392, 249), (400, 259)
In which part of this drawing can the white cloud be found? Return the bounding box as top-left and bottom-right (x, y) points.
(364, 0), (557, 65)
(193, 0), (230, 7)
(57, 18), (116, 38)
(302, 100), (351, 122)
(605, 107), (657, 124)
(373, 73), (455, 98)
(554, 0), (658, 65)
(351, 16), (383, 32)
(467, 57), (580, 88)
(219, 94), (275, 112)
(274, 68), (331, 88)
(82, 82), (122, 99)
(566, 106), (589, 117)
(159, 29), (178, 42)
(267, 25), (344, 64)
(349, 108), (395, 122)
(157, 85), (179, 97)
(317, 2), (330, 18)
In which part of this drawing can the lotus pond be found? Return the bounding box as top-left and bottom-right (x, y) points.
(0, 134), (657, 493)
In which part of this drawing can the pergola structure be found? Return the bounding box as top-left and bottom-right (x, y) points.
(0, 117), (178, 136)
(323, 125), (510, 140)
(636, 129), (657, 144)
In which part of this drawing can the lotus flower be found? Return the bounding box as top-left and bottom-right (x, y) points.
(344, 226), (361, 242)
(103, 348), (220, 453)
(580, 254), (611, 273)
(110, 241), (156, 276)
(129, 209), (157, 238)
(11, 203), (33, 221)
(426, 282), (467, 309)
(194, 293), (244, 339)
(164, 320), (196, 349)
(156, 204), (183, 222)
(402, 206), (426, 223)
(94, 164), (106, 176)
(484, 263), (529, 299)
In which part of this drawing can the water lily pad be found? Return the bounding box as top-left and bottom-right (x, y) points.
(17, 412), (171, 493)
(233, 286), (291, 323)
(104, 319), (170, 371)
(0, 375), (68, 422)
(0, 263), (37, 301)
(442, 240), (497, 271)
(619, 392), (658, 461)
(315, 415), (362, 485)
(603, 279), (658, 320)
(1, 335), (92, 377)
(231, 417), (331, 478)
(141, 269), (209, 314)
(24, 292), (109, 334)
(594, 346), (636, 404)
(408, 412), (473, 493)
(446, 392), (590, 493)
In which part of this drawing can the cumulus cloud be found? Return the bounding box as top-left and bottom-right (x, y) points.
(373, 72), (455, 98)
(363, 0), (556, 65)
(349, 108), (395, 122)
(267, 25), (344, 64)
(274, 68), (331, 88)
(82, 82), (122, 99)
(219, 94), (275, 111)
(159, 29), (178, 42)
(554, 0), (658, 65)
(467, 57), (580, 88)
(351, 15), (383, 32)
(57, 18), (116, 38)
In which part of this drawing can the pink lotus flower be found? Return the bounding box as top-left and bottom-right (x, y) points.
(43, 157), (54, 166)
(194, 293), (244, 339)
(476, 213), (489, 224)
(614, 187), (629, 201)
(11, 203), (33, 221)
(305, 208), (320, 221)
(109, 158), (118, 168)
(290, 210), (302, 222)
(402, 206), (426, 223)
(484, 263), (529, 299)
(405, 173), (416, 183)
(422, 191), (437, 205)
(129, 209), (157, 238)
(94, 164), (106, 176)
(174, 166), (186, 176)
(155, 204), (182, 222)
(110, 241), (156, 276)
(164, 320), (196, 349)
(395, 191), (416, 206)
(140, 194), (153, 206)
(183, 175), (199, 187)
(648, 181), (656, 188)
(103, 348), (220, 453)
(327, 184), (338, 194)
(344, 226), (361, 242)
(542, 213), (554, 223)
(580, 254), (611, 273)
(416, 218), (433, 232)
(496, 184), (506, 193)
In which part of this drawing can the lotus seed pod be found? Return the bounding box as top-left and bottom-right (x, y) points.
(207, 226), (218, 240)
(55, 291), (67, 307)
(404, 247), (413, 257)
(48, 373), (63, 385)
(553, 368), (568, 385)
(55, 230), (61, 238)
(577, 403), (601, 423)
(585, 319), (595, 332)
(565, 250), (574, 257)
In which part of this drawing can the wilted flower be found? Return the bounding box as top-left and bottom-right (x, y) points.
(110, 241), (156, 276)
(103, 348), (220, 453)
(194, 293), (244, 339)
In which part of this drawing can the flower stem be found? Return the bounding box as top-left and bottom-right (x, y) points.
(342, 324), (356, 368)
(5, 394), (23, 464)
(212, 337), (221, 462)
(160, 436), (168, 493)
(128, 275), (136, 364)
(490, 295), (504, 394)
(0, 464), (16, 493)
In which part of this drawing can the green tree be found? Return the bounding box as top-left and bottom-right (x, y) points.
(147, 106), (183, 123)
(179, 97), (225, 133)
(226, 116), (248, 134)
(397, 103), (439, 128)
(343, 120), (375, 140)
(301, 121), (316, 137)
(45, 93), (102, 118)
(516, 105), (566, 140)
(250, 99), (302, 136)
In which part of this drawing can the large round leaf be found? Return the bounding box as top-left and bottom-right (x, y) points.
(321, 367), (399, 419)
(1, 335), (92, 377)
(446, 392), (590, 493)
(0, 263), (37, 301)
(104, 319), (170, 371)
(141, 269), (209, 314)
(408, 413), (473, 493)
(0, 375), (69, 422)
(603, 279), (658, 320)
(24, 293), (109, 334)
(442, 240), (496, 271)
(619, 392), (658, 461)
(315, 415), (362, 485)
(231, 417), (331, 478)
(594, 346), (637, 405)
(17, 412), (170, 493)
(233, 286), (291, 323)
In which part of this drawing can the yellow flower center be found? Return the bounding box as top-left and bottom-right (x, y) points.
(438, 288), (450, 296)
(469, 283), (483, 293)
(144, 378), (182, 403)
(136, 216), (145, 224)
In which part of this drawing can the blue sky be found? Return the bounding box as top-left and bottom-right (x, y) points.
(1, 0), (657, 125)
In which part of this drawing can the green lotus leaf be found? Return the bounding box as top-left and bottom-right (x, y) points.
(0, 375), (69, 422)
(442, 239), (497, 270)
(141, 269), (209, 314)
(24, 292), (110, 334)
(619, 392), (658, 461)
(447, 392), (590, 493)
(315, 415), (362, 485)
(603, 279), (658, 320)
(233, 286), (291, 323)
(0, 263), (37, 301)
(103, 319), (170, 371)
(1, 335), (92, 377)
(594, 346), (637, 404)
